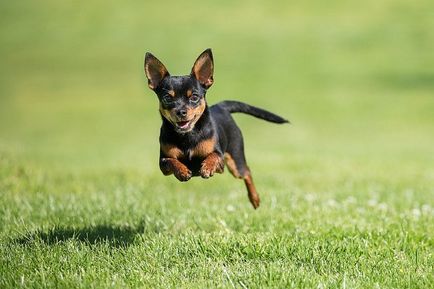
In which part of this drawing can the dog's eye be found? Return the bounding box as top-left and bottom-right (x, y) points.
(162, 96), (174, 105)
(190, 95), (200, 103)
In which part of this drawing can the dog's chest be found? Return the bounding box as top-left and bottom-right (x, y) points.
(161, 137), (216, 160)
(185, 137), (215, 159)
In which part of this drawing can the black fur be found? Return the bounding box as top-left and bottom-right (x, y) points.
(217, 100), (289, 124)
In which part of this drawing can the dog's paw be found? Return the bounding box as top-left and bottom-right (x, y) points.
(174, 167), (192, 182)
(199, 164), (213, 179)
(248, 193), (260, 209)
(200, 158), (224, 179)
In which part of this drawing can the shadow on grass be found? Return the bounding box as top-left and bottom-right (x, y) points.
(15, 223), (145, 247)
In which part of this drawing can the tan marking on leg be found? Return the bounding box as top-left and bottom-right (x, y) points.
(160, 158), (191, 182)
(224, 153), (241, 178)
(244, 171), (260, 209)
(200, 152), (224, 178)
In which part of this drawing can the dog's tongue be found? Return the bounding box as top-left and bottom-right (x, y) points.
(177, 121), (189, 129)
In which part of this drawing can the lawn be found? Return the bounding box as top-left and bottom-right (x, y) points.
(1, 0), (433, 288)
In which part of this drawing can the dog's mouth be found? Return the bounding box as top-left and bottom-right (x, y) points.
(175, 118), (195, 132)
(176, 120), (190, 129)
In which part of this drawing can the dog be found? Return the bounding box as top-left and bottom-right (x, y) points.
(144, 49), (288, 209)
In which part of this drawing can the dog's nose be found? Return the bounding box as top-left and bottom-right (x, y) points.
(176, 109), (187, 117)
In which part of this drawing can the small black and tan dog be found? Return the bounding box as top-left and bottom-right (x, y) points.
(144, 49), (288, 209)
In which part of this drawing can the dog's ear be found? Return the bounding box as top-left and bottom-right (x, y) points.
(144, 52), (170, 90)
(191, 48), (214, 88)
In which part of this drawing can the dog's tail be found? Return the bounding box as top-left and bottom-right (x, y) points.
(217, 100), (289, 124)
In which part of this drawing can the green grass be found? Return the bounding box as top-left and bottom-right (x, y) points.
(1, 0), (434, 288)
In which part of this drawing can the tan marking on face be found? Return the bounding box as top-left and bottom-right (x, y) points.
(191, 137), (216, 158)
(161, 143), (184, 159)
(160, 99), (206, 132)
(159, 103), (174, 123)
(185, 99), (206, 127)
(186, 89), (192, 97)
(168, 90), (175, 97)
(224, 153), (241, 178)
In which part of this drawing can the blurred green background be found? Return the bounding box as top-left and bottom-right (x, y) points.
(1, 0), (433, 172)
(1, 1), (434, 287)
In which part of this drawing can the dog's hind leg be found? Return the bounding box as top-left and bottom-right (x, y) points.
(224, 133), (260, 209)
(243, 170), (260, 209)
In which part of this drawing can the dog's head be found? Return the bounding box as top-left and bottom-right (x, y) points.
(144, 49), (214, 134)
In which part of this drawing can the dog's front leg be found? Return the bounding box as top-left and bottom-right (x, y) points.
(200, 152), (224, 179)
(160, 158), (192, 182)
